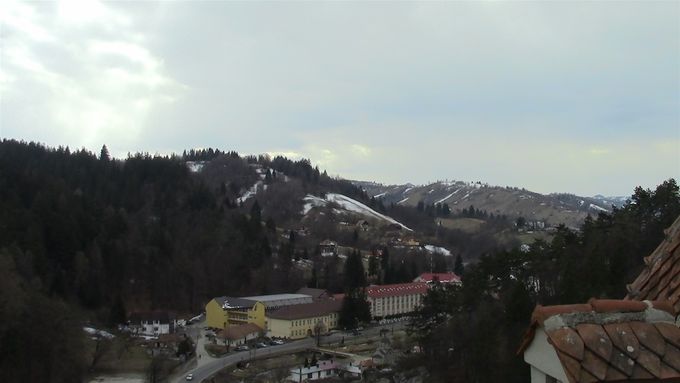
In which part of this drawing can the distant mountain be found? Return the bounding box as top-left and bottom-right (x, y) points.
(592, 194), (629, 208)
(353, 180), (617, 228)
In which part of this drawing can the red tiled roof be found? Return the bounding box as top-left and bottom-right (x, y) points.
(627, 215), (680, 314)
(414, 272), (461, 283)
(366, 282), (428, 299)
(519, 299), (680, 382)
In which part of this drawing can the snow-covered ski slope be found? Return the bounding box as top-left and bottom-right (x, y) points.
(303, 193), (412, 231)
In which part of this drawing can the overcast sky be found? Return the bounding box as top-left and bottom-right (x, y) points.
(1, 1), (678, 196)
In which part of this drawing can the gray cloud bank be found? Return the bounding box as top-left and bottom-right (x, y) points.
(1, 1), (678, 195)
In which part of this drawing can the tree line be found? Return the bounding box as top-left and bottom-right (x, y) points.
(407, 179), (680, 382)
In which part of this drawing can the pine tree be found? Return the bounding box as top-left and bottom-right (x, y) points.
(100, 145), (110, 162)
(454, 254), (464, 276)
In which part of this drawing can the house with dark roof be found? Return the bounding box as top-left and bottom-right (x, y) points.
(128, 311), (177, 336)
(319, 240), (338, 257)
(216, 323), (263, 347)
(519, 215), (680, 382)
(267, 299), (342, 339)
(356, 219), (370, 232)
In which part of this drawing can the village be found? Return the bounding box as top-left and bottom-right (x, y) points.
(115, 267), (461, 383)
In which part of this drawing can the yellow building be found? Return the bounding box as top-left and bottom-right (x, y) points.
(267, 300), (342, 339)
(205, 297), (266, 330)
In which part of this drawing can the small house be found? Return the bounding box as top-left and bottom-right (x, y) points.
(319, 240), (337, 257)
(356, 219), (370, 232)
(216, 323), (262, 347)
(128, 311), (177, 336)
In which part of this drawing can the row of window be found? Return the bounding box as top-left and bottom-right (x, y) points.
(292, 314), (336, 327)
(291, 321), (337, 337)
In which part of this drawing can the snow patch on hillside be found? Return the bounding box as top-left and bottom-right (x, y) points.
(397, 197), (409, 205)
(589, 204), (610, 213)
(423, 245), (452, 256)
(186, 161), (205, 173)
(303, 193), (412, 231)
(237, 182), (262, 204)
(435, 188), (461, 204)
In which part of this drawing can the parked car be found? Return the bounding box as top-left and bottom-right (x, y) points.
(234, 345), (249, 351)
(256, 342), (268, 348)
(270, 339), (284, 345)
(185, 373), (194, 381)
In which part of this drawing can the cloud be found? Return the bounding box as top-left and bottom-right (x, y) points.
(0, 0), (184, 149)
(1, 1), (677, 195)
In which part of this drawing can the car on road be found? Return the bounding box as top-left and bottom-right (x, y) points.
(256, 342), (268, 348)
(270, 339), (284, 345)
(234, 345), (249, 351)
(185, 373), (194, 381)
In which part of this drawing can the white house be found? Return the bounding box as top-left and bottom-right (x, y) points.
(128, 311), (176, 336)
(289, 358), (365, 382)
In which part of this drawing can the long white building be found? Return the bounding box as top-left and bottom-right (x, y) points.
(366, 282), (428, 318)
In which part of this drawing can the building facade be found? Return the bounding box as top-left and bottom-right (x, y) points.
(205, 297), (266, 330)
(366, 282), (428, 318)
(267, 300), (342, 339)
(216, 323), (262, 347)
(128, 311), (177, 336)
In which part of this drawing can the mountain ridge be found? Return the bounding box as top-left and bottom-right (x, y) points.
(352, 179), (625, 229)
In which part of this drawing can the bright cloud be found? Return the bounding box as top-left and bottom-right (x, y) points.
(1, 1), (678, 196)
(0, 0), (184, 149)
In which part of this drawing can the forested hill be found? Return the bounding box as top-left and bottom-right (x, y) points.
(0, 140), (369, 316)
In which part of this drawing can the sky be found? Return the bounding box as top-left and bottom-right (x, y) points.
(1, 1), (678, 196)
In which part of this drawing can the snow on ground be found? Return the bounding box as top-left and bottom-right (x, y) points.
(303, 195), (327, 215)
(423, 245), (452, 256)
(397, 197), (409, 205)
(435, 188), (461, 204)
(403, 187), (414, 194)
(374, 192), (387, 198)
(83, 327), (115, 339)
(185, 161), (205, 173)
(303, 193), (412, 231)
(589, 204), (610, 213)
(237, 180), (263, 204)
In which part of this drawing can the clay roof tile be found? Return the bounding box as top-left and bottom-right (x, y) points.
(629, 321), (667, 357)
(531, 303), (593, 324)
(589, 298), (647, 313)
(548, 327), (585, 361)
(576, 323), (613, 363)
(628, 215), (680, 314)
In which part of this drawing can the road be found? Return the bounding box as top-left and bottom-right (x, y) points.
(172, 320), (407, 383)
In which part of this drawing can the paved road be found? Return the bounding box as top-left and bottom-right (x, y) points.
(172, 321), (408, 383)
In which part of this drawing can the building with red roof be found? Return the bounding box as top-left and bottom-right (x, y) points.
(366, 282), (428, 318)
